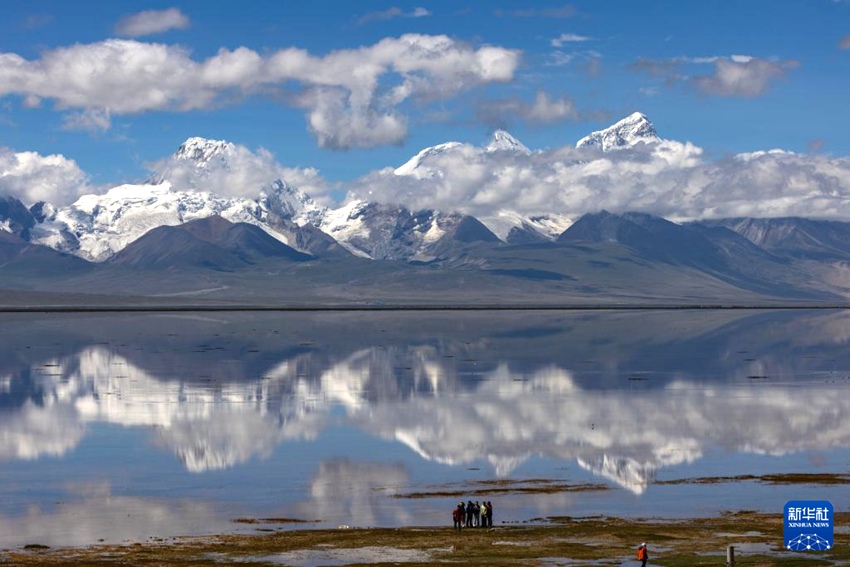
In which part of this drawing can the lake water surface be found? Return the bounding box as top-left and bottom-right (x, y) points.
(1, 309), (849, 548)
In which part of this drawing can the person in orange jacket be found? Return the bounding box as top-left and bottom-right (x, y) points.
(637, 542), (649, 566)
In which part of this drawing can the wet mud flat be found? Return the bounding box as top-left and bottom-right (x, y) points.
(3, 510), (848, 566)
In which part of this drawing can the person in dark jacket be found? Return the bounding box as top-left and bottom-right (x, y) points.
(485, 501), (493, 527)
(466, 500), (474, 527)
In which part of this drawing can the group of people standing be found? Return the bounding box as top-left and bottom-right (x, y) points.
(452, 500), (493, 530)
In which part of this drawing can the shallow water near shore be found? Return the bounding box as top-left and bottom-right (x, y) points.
(0, 308), (848, 549)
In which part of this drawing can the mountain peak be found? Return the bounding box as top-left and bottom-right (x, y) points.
(623, 111), (648, 122)
(576, 112), (660, 151)
(394, 141), (463, 177)
(174, 137), (235, 165)
(486, 130), (530, 154)
(145, 136), (238, 185)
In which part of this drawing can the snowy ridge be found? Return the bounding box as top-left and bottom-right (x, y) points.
(258, 179), (327, 228)
(576, 112), (660, 151)
(174, 137), (233, 165)
(394, 128), (531, 179)
(147, 137), (235, 184)
(318, 200), (375, 258)
(393, 142), (464, 178)
(318, 199), (476, 261)
(486, 130), (530, 154)
(479, 210), (572, 242)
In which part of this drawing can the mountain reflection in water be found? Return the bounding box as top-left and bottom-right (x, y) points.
(0, 309), (848, 546)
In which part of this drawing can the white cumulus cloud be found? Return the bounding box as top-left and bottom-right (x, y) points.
(295, 87), (409, 150)
(0, 35), (520, 149)
(115, 8), (190, 37)
(0, 148), (90, 206)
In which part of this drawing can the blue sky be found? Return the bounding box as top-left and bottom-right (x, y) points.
(1, 1), (850, 220)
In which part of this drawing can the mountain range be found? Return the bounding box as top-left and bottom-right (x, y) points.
(2, 112), (850, 307)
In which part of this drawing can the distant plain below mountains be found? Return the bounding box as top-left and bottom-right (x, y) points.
(4, 205), (850, 309)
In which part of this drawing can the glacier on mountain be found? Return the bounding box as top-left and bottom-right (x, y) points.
(576, 111), (660, 151)
(319, 200), (380, 259)
(318, 198), (486, 261)
(29, 137), (328, 261)
(30, 182), (296, 262)
(486, 129), (531, 154)
(478, 210), (571, 243)
(149, 136), (243, 186)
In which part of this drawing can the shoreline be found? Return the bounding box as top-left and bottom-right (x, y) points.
(1, 302), (849, 313)
(3, 511), (847, 566)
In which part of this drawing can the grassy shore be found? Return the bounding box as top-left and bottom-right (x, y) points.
(2, 511), (846, 566)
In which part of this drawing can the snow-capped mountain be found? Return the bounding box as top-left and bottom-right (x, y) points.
(28, 138), (330, 262)
(27, 133), (504, 263)
(320, 199), (500, 261)
(394, 129), (530, 179)
(6, 115), (673, 264)
(30, 182), (272, 261)
(147, 137), (236, 185)
(477, 210), (572, 244)
(486, 129), (531, 154)
(155, 136), (327, 228)
(175, 136), (232, 165)
(0, 195), (36, 238)
(393, 142), (464, 178)
(391, 130), (566, 244)
(576, 112), (660, 151)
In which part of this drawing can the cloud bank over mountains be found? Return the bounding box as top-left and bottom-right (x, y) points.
(3, 112), (850, 223)
(364, 133), (850, 222)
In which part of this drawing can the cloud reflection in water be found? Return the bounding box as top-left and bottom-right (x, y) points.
(0, 309), (848, 525)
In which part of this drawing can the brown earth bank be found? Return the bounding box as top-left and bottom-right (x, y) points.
(2, 511), (847, 566)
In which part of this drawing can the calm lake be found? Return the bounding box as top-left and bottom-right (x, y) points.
(1, 308), (848, 548)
